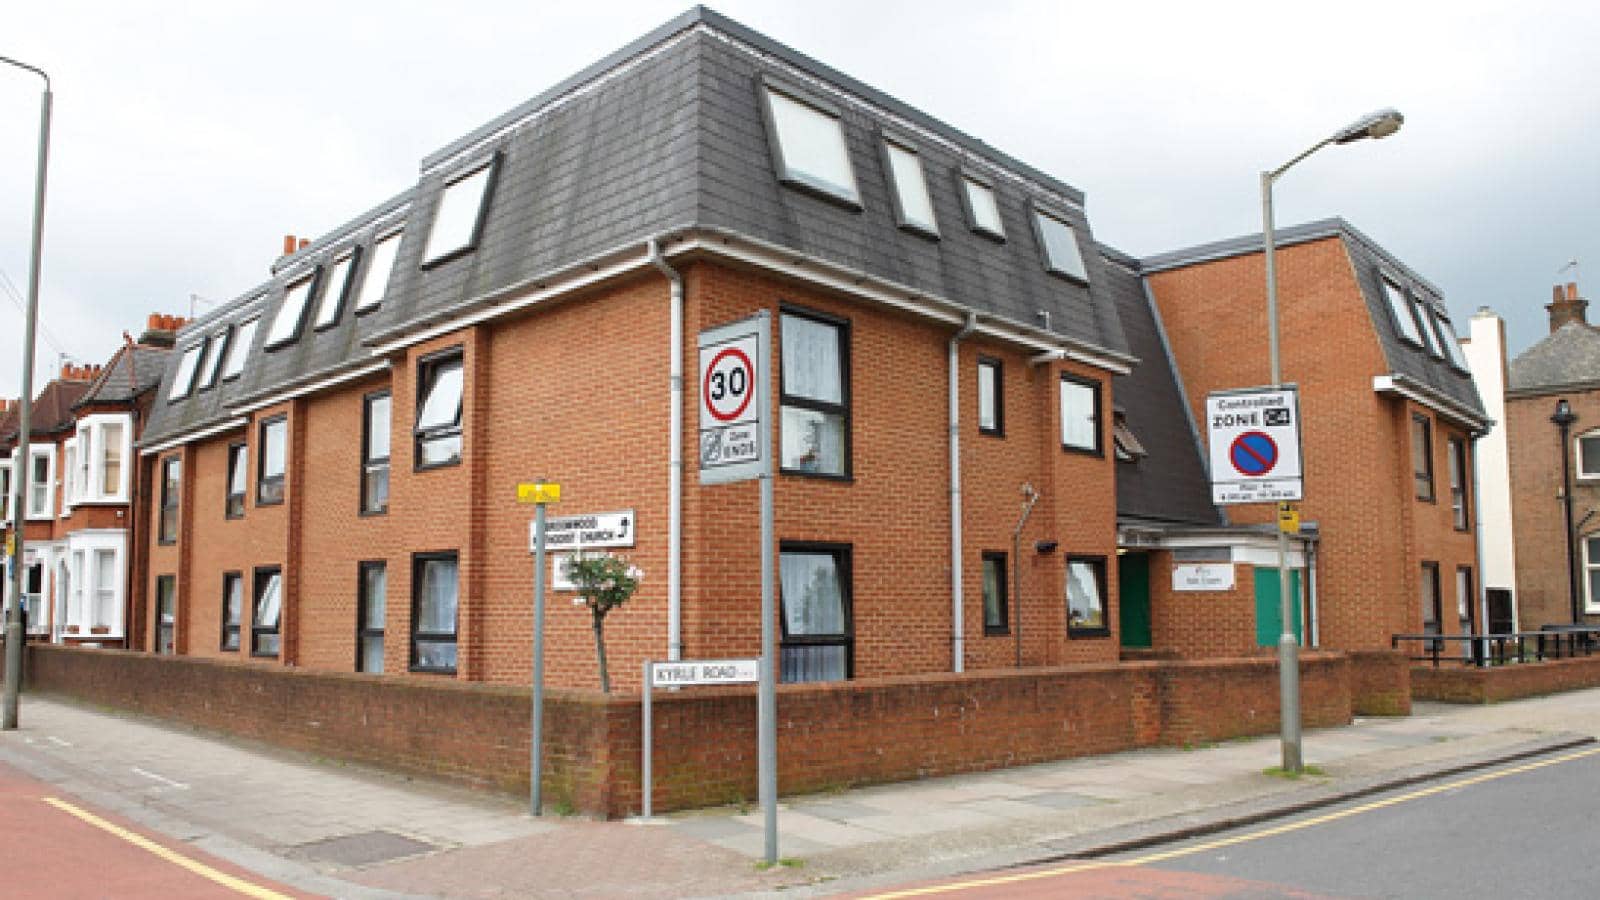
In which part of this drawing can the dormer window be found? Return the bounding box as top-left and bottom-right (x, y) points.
(762, 85), (859, 206)
(961, 175), (1004, 240)
(1383, 278), (1424, 346)
(168, 343), (204, 401)
(1033, 208), (1089, 283)
(197, 329), (231, 392)
(353, 228), (403, 314)
(265, 273), (317, 350)
(312, 251), (358, 330)
(222, 317), (259, 380)
(1433, 310), (1470, 370)
(423, 161), (496, 266)
(883, 140), (936, 236)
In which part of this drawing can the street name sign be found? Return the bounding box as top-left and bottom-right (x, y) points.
(529, 509), (635, 552)
(1206, 386), (1303, 504)
(649, 658), (759, 688)
(698, 313), (769, 485)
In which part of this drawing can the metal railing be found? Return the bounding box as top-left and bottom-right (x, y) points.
(1391, 626), (1600, 668)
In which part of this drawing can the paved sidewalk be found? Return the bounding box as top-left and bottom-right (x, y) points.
(3, 688), (1600, 898)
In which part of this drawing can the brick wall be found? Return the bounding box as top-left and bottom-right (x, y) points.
(1410, 655), (1600, 703)
(1145, 554), (1263, 659)
(1146, 238), (1480, 651)
(1506, 389), (1600, 629)
(22, 644), (1379, 818)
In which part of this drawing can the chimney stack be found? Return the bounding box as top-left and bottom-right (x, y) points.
(60, 363), (103, 382)
(137, 313), (188, 348)
(1547, 281), (1588, 333)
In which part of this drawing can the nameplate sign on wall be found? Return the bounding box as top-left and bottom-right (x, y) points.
(1173, 564), (1235, 592)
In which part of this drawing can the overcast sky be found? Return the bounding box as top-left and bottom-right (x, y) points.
(2, 0), (1597, 399)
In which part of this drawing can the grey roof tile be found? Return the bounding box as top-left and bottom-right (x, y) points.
(1509, 322), (1600, 393)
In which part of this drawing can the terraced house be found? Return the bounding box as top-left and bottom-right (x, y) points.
(135, 6), (1140, 690)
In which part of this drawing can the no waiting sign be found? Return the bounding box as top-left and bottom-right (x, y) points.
(698, 311), (769, 485)
(1206, 386), (1303, 505)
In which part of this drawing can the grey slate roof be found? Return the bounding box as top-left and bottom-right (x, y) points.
(141, 7), (1129, 448)
(1508, 321), (1600, 394)
(1104, 249), (1220, 527)
(79, 344), (171, 406)
(1143, 218), (1485, 422)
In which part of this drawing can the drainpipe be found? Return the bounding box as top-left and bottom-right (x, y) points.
(948, 313), (978, 673)
(1469, 431), (1490, 665)
(648, 239), (684, 662)
(1305, 538), (1318, 648)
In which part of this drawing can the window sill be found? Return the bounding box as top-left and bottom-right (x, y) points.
(1044, 269), (1090, 288)
(420, 244), (479, 271)
(896, 221), (940, 241)
(1068, 627), (1111, 639)
(359, 507), (390, 518)
(969, 225), (1006, 244)
(780, 468), (854, 482)
(414, 458), (462, 473)
(979, 427), (1005, 439)
(256, 498), (285, 508)
(983, 627), (1011, 637)
(409, 666), (458, 676)
(1061, 443), (1104, 459)
(157, 539), (178, 547)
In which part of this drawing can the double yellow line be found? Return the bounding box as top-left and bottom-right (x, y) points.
(43, 797), (295, 899)
(861, 745), (1600, 898)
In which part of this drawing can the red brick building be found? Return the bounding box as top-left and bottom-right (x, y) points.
(1, 318), (178, 647)
(1118, 221), (1488, 656)
(1506, 283), (1600, 629)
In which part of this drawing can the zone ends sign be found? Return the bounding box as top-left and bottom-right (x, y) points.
(1206, 387), (1303, 505)
(698, 312), (770, 485)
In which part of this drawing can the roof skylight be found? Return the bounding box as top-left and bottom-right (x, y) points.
(884, 141), (936, 236)
(1034, 210), (1089, 282)
(1382, 279), (1423, 345)
(222, 317), (259, 380)
(168, 344), (203, 401)
(312, 252), (356, 330)
(265, 274), (317, 349)
(353, 229), (402, 313)
(197, 329), (230, 391)
(423, 162), (495, 265)
(764, 86), (859, 205)
(963, 177), (1004, 239)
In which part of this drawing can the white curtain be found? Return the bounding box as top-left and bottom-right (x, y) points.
(781, 315), (841, 404)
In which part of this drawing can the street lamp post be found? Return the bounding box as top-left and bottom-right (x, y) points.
(1552, 398), (1580, 623)
(1261, 107), (1402, 773)
(1, 55), (52, 730)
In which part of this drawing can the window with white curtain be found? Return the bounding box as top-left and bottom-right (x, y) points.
(73, 413), (133, 503)
(763, 86), (858, 204)
(1066, 556), (1108, 635)
(358, 561), (386, 673)
(780, 310), (848, 476)
(60, 439), (75, 513)
(411, 553), (458, 673)
(92, 549), (116, 630)
(779, 545), (851, 683)
(252, 568), (282, 657)
(1060, 375), (1101, 454)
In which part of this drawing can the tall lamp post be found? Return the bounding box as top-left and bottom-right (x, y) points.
(1552, 398), (1580, 623)
(1, 55), (52, 731)
(1262, 107), (1402, 772)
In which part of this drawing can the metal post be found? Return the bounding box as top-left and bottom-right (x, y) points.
(758, 457), (777, 864)
(2, 61), (50, 731)
(641, 659), (653, 820)
(531, 500), (548, 815)
(1262, 171), (1302, 773)
(1555, 405), (1580, 623)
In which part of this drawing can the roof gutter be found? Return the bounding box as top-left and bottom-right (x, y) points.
(1372, 373), (1493, 435)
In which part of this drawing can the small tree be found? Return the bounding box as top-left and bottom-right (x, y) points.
(566, 552), (642, 693)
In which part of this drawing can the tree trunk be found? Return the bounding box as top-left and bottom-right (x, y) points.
(593, 610), (611, 694)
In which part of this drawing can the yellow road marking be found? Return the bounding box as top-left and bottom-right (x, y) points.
(857, 744), (1600, 898)
(42, 797), (295, 900)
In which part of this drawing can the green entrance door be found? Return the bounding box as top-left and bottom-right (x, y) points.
(1254, 568), (1303, 647)
(1118, 553), (1152, 648)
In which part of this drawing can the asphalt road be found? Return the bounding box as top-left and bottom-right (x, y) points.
(0, 759), (312, 899)
(860, 744), (1600, 899)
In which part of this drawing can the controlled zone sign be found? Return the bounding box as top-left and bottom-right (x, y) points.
(698, 312), (769, 484)
(1206, 386), (1303, 504)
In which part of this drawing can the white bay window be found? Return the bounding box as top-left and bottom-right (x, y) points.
(73, 414), (133, 504)
(26, 445), (54, 520)
(64, 531), (125, 639)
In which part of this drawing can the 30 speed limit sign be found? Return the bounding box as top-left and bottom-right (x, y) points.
(698, 312), (769, 484)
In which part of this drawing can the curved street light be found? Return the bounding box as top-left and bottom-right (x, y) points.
(1262, 107), (1403, 773)
(1, 54), (52, 731)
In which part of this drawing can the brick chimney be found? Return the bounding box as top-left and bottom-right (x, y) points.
(60, 363), (103, 382)
(1547, 282), (1588, 332)
(137, 313), (187, 348)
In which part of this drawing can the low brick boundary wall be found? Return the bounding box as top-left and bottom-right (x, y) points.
(1411, 654), (1600, 703)
(1347, 649), (1412, 715)
(21, 645), (1365, 818)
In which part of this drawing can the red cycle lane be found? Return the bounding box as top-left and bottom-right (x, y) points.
(0, 759), (315, 899)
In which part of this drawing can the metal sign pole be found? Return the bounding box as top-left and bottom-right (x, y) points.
(642, 659), (654, 820)
(531, 498), (549, 816)
(759, 454), (776, 865)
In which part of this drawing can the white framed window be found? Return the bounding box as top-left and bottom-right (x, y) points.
(762, 85), (858, 205)
(197, 329), (230, 392)
(423, 161), (496, 265)
(353, 228), (403, 313)
(1060, 374), (1102, 454)
(1578, 429), (1600, 480)
(265, 274), (317, 349)
(72, 413), (132, 504)
(1586, 536), (1600, 614)
(168, 342), (204, 401)
(1033, 209), (1089, 282)
(1383, 279), (1423, 346)
(312, 252), (357, 330)
(222, 316), (259, 380)
(60, 437), (76, 514)
(64, 532), (125, 639)
(883, 140), (936, 235)
(961, 176), (1004, 239)
(977, 357), (1002, 436)
(22, 561), (44, 635)
(25, 445), (54, 520)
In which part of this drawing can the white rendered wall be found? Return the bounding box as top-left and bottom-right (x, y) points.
(1464, 310), (1517, 611)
